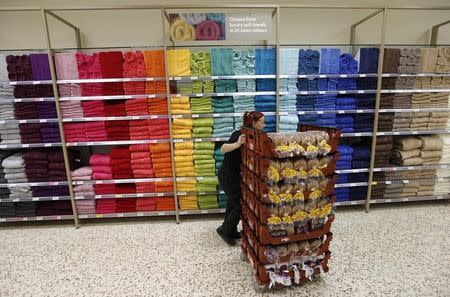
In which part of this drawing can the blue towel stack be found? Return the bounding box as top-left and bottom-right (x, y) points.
(264, 115), (276, 132)
(211, 48), (234, 76)
(255, 48), (276, 92)
(212, 117), (234, 138)
(352, 143), (371, 168)
(215, 79), (237, 93)
(335, 188), (350, 202)
(232, 49), (256, 75)
(349, 186), (368, 201)
(316, 48), (340, 128)
(279, 115), (298, 132)
(297, 49), (320, 125)
(336, 115), (354, 132)
(336, 96), (356, 110)
(337, 145), (354, 169)
(354, 114), (374, 132)
(255, 95), (276, 112)
(338, 53), (358, 91)
(279, 49), (299, 132)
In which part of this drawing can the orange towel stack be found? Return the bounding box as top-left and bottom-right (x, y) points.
(143, 50), (167, 94)
(150, 143), (173, 178)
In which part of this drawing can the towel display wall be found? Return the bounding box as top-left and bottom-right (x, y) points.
(2, 45), (450, 222)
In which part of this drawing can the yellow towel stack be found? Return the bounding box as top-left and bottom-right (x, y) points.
(171, 96), (191, 115)
(172, 118), (193, 139)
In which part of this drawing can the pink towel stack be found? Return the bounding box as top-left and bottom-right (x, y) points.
(90, 154), (112, 180)
(125, 98), (149, 116)
(54, 52), (83, 118)
(71, 166), (95, 214)
(85, 121), (107, 141)
(123, 51), (146, 95)
(76, 200), (95, 214)
(82, 100), (105, 117)
(71, 166), (92, 181)
(63, 123), (87, 142)
(75, 52), (102, 96)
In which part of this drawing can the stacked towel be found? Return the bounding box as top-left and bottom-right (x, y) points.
(29, 54), (54, 97)
(6, 55), (35, 99)
(377, 113), (394, 132)
(264, 115), (276, 133)
(104, 100), (126, 117)
(156, 197), (175, 211)
(115, 198), (136, 213)
(0, 202), (15, 218)
(75, 52), (102, 96)
(148, 98), (168, 115)
(171, 96), (191, 115)
(22, 150), (47, 182)
(122, 51), (146, 95)
(148, 119), (169, 140)
(174, 141), (195, 177)
(136, 198), (157, 211)
(434, 168), (450, 195)
(212, 96), (233, 113)
(191, 51), (211, 75)
(125, 98), (148, 116)
(352, 143), (371, 168)
(14, 202), (37, 217)
(105, 120), (130, 141)
(172, 118), (193, 139)
(110, 147), (133, 179)
(19, 123), (42, 144)
(297, 49), (320, 126)
(214, 146), (224, 175)
(90, 154), (112, 181)
(2, 153), (31, 199)
(337, 145), (353, 170)
(1, 123), (21, 144)
(390, 136), (423, 166)
(436, 47), (450, 73)
(14, 102), (38, 119)
(374, 136), (393, 167)
(64, 123), (87, 142)
(85, 121), (107, 141)
(279, 115), (298, 132)
(130, 144), (154, 178)
(192, 118), (213, 138)
(178, 193), (198, 210)
(439, 135), (450, 164)
(143, 50), (167, 94)
(149, 143), (173, 178)
(197, 177), (219, 209)
(194, 142), (215, 177)
(211, 48), (233, 75)
(336, 115), (354, 132)
(168, 49), (191, 77)
(96, 199), (117, 214)
(191, 96), (212, 114)
(0, 54), (14, 100)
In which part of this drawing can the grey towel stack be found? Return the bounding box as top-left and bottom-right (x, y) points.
(1, 153), (32, 199)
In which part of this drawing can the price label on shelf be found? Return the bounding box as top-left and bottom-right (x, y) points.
(354, 133), (362, 137)
(300, 91), (308, 95)
(337, 110), (345, 114)
(158, 212), (166, 216)
(52, 197), (60, 201)
(192, 114), (199, 118)
(44, 143), (52, 147)
(339, 91), (347, 94)
(10, 82), (18, 85)
(385, 199), (392, 203)
(298, 111), (305, 115)
(411, 131), (419, 135)
(39, 119), (47, 123)
(211, 76), (218, 80)
(407, 167), (414, 170)
(350, 201), (357, 205)
(317, 111), (324, 114)
(385, 181), (392, 184)
(19, 120), (27, 124)
(32, 81), (41, 85)
(319, 91), (326, 95)
(217, 93), (225, 96)
(437, 196), (443, 199)
(319, 75), (326, 78)
(403, 180), (410, 184)
(87, 142), (94, 146)
(356, 110), (364, 113)
(191, 76), (198, 80)
(36, 216), (44, 221)
(401, 198), (409, 202)
(341, 74), (348, 78)
(117, 213), (124, 217)
(357, 90), (365, 94)
(22, 144), (30, 148)
(201, 210), (208, 214)
(123, 78), (132, 82)
(157, 193), (164, 197)
(96, 214), (104, 218)
(441, 165), (448, 168)
(195, 93), (203, 97)
(56, 216), (62, 220)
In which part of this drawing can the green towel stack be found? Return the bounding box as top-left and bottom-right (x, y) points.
(190, 97), (212, 114)
(193, 118), (213, 138)
(192, 81), (215, 94)
(179, 82), (193, 94)
(197, 176), (219, 192)
(194, 142), (215, 176)
(198, 194), (219, 209)
(203, 81), (214, 93)
(191, 51), (211, 76)
(214, 147), (224, 175)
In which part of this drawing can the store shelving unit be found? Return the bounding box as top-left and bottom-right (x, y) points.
(0, 4), (449, 226)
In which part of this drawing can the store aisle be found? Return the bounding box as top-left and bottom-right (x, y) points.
(0, 203), (448, 297)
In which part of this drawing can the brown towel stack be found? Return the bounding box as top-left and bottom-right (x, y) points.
(392, 112), (412, 131)
(377, 113), (394, 131)
(382, 48), (401, 90)
(430, 92), (449, 108)
(391, 136), (424, 165)
(436, 47), (450, 73)
(428, 111), (449, 130)
(419, 48), (438, 73)
(374, 136), (393, 167)
(392, 94), (412, 109)
(409, 112), (429, 130)
(420, 135), (443, 165)
(398, 48), (422, 74)
(380, 94), (394, 108)
(411, 93), (431, 108)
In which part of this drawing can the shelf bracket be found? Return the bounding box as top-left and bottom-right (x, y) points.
(45, 9), (82, 49)
(430, 19), (450, 46)
(350, 8), (383, 55)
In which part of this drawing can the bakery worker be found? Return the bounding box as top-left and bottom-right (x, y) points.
(216, 111), (265, 245)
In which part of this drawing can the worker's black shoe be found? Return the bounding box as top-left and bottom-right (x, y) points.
(216, 226), (236, 246)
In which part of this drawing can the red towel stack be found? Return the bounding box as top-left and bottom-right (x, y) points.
(104, 100), (126, 117)
(75, 52), (102, 96)
(96, 199), (117, 214)
(136, 198), (156, 211)
(90, 154), (112, 180)
(148, 119), (170, 140)
(156, 197), (175, 211)
(86, 121), (107, 141)
(47, 150), (67, 181)
(115, 184), (136, 194)
(123, 51), (146, 95)
(110, 147), (133, 179)
(64, 123), (87, 142)
(150, 143), (173, 178)
(94, 184), (116, 195)
(116, 198), (136, 213)
(82, 100), (105, 117)
(148, 98), (168, 115)
(129, 120), (150, 140)
(130, 144), (154, 178)
(105, 120), (130, 141)
(125, 98), (149, 116)
(99, 51), (124, 96)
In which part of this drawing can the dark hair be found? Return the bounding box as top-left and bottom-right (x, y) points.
(243, 111), (264, 128)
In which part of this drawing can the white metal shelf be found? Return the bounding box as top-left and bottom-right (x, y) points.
(173, 138), (228, 143)
(59, 94), (166, 101)
(0, 215), (73, 222)
(66, 139), (170, 147)
(0, 181), (68, 187)
(78, 211), (176, 219)
(337, 164), (450, 174)
(72, 177), (173, 185)
(178, 208), (226, 215)
(0, 196), (71, 203)
(171, 91), (276, 97)
(0, 118), (58, 124)
(0, 143), (61, 149)
(172, 112), (276, 119)
(75, 192), (174, 200)
(0, 97), (55, 103)
(63, 115), (168, 122)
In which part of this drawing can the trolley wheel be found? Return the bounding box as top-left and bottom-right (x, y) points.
(239, 251), (248, 262)
(253, 282), (267, 293)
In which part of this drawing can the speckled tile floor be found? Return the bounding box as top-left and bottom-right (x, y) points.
(0, 202), (449, 297)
